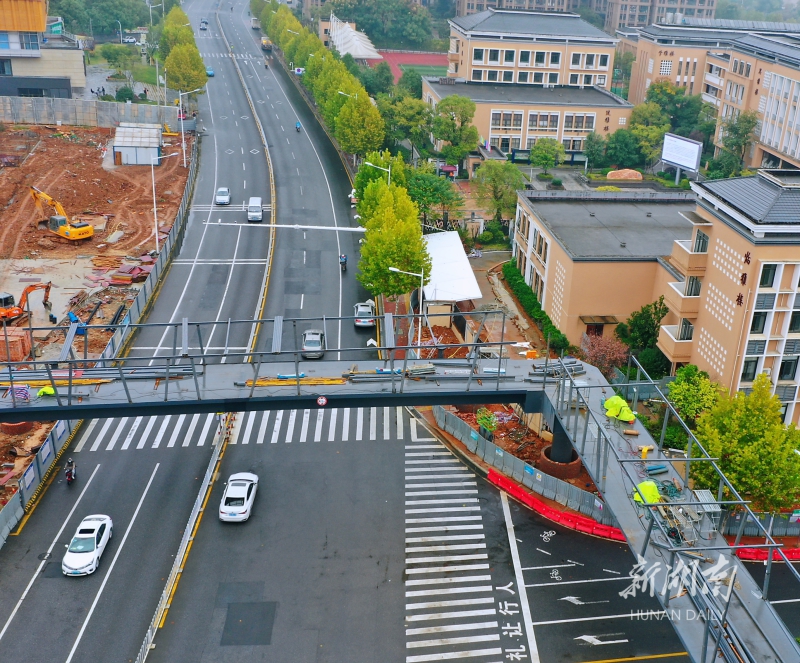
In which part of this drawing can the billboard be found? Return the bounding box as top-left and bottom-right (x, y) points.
(661, 133), (703, 172)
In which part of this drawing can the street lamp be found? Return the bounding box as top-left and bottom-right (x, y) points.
(116, 20), (122, 44)
(287, 29), (299, 35)
(151, 152), (180, 252)
(364, 161), (390, 186)
(148, 2), (163, 26)
(338, 90), (357, 100)
(389, 266), (425, 350)
(177, 87), (203, 167)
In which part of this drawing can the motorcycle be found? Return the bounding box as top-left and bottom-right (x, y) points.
(65, 467), (75, 486)
(340, 256), (347, 272)
(296, 125), (301, 132)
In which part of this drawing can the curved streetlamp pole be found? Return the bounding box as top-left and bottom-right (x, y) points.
(389, 266), (424, 350)
(151, 152), (180, 252)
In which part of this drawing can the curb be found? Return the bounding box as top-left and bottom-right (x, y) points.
(413, 408), (628, 542)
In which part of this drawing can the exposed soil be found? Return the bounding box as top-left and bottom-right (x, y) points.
(0, 421), (52, 506)
(418, 325), (469, 359)
(0, 126), (192, 260)
(454, 404), (597, 491)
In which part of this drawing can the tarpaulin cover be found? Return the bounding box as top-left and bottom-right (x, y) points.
(633, 480), (661, 504)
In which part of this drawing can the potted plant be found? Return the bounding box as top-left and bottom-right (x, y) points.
(476, 408), (498, 441)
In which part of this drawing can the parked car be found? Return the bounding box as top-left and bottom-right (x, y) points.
(215, 187), (231, 205)
(219, 473), (259, 522)
(354, 301), (376, 327)
(206, 67), (215, 77)
(301, 329), (325, 359)
(62, 515), (113, 576)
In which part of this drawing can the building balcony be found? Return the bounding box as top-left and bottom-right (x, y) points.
(448, 51), (459, 63)
(658, 325), (694, 363)
(664, 282), (700, 317)
(704, 72), (723, 87)
(701, 92), (721, 107)
(670, 239), (707, 276)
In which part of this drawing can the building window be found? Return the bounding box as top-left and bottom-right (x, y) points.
(472, 69), (483, 81)
(511, 137), (520, 149)
(760, 263), (777, 287)
(504, 50), (515, 64)
(585, 53), (595, 69)
(597, 75), (606, 86)
(741, 358), (758, 382)
(503, 70), (513, 82)
(586, 324), (604, 336)
(678, 318), (694, 340)
(660, 60), (672, 76)
(518, 71), (528, 83)
(745, 63), (751, 77)
(0, 33), (8, 50)
(520, 50), (530, 65)
(512, 112), (522, 128)
(21, 33), (39, 50)
(790, 311), (800, 332)
(549, 114), (558, 128)
(569, 73), (579, 85)
(571, 53), (581, 67)
(491, 112), (501, 128)
(599, 53), (609, 68)
(693, 229), (709, 253)
(535, 51), (546, 66)
(779, 356), (798, 381)
(562, 138), (571, 150)
(548, 73), (558, 85)
(619, 116), (627, 125)
(685, 276), (702, 297)
(564, 114), (573, 129)
(488, 49), (500, 63)
(550, 52), (561, 66)
(533, 72), (544, 84)
(750, 311), (767, 334)
(487, 70), (498, 82)
(648, 58), (654, 74)
(473, 48), (484, 63)
(0, 59), (11, 76)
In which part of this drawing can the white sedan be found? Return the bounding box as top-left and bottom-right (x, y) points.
(219, 472), (259, 522)
(62, 515), (113, 576)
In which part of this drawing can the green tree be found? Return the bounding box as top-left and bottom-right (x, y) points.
(391, 96), (433, 153)
(355, 150), (407, 211)
(99, 43), (138, 72)
(577, 2), (604, 28)
(615, 295), (669, 350)
(692, 373), (800, 512)
(53, 0), (90, 33)
(164, 5), (191, 26)
(583, 131), (606, 170)
(335, 95), (386, 157)
(528, 137), (565, 175)
(159, 24), (195, 60)
(667, 364), (720, 425)
(115, 86), (136, 102)
(637, 347), (671, 380)
(631, 123), (668, 168)
(370, 61), (395, 95)
(719, 110), (759, 169)
(630, 102), (670, 128)
(359, 180), (420, 230)
(614, 50), (635, 81)
(474, 161), (525, 223)
(605, 129), (642, 168)
(80, 0), (148, 33)
(432, 95), (479, 166)
(398, 68), (423, 98)
(407, 170), (462, 223)
(164, 43), (208, 93)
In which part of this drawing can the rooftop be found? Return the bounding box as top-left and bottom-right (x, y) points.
(423, 231), (482, 302)
(450, 8), (614, 42)
(113, 124), (161, 149)
(697, 170), (800, 226)
(517, 191), (695, 261)
(424, 79), (631, 107)
(664, 17), (800, 32)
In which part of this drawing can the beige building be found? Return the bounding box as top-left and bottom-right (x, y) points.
(0, 0), (86, 97)
(512, 190), (693, 343)
(604, 0), (716, 32)
(455, 0), (580, 18)
(423, 77), (632, 163)
(447, 9), (617, 91)
(628, 20), (800, 170)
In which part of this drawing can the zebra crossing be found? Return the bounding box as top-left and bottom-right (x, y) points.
(73, 407), (419, 453)
(201, 52), (260, 60)
(404, 423), (505, 662)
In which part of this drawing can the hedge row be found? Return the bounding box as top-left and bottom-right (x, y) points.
(502, 262), (569, 351)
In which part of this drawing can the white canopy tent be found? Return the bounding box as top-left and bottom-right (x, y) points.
(423, 231), (482, 303)
(328, 13), (383, 62)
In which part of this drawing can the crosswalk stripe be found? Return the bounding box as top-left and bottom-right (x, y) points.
(406, 474), (474, 481)
(271, 410), (283, 443)
(405, 564), (490, 575)
(406, 597), (495, 611)
(137, 417), (157, 449)
(314, 409), (324, 442)
(167, 414), (187, 448)
(406, 452), (453, 457)
(397, 406), (404, 439)
(405, 467), (466, 473)
(256, 410), (269, 444)
(406, 608), (496, 621)
(342, 408), (350, 441)
(356, 407), (363, 440)
(121, 417), (143, 450)
(91, 419), (115, 452)
(106, 418), (128, 451)
(405, 499), (480, 506)
(406, 575), (492, 587)
(405, 544), (487, 553)
(74, 419), (98, 453)
(406, 621), (497, 635)
(405, 490), (479, 497)
(197, 413), (215, 446)
(284, 409), (297, 443)
(384, 407), (390, 440)
(300, 409), (310, 442)
(405, 482), (477, 488)
(406, 535), (486, 543)
(405, 586), (494, 598)
(370, 407), (377, 440)
(405, 507), (482, 514)
(183, 413), (201, 447)
(406, 634), (500, 648)
(406, 525), (485, 533)
(152, 416), (171, 447)
(241, 411), (256, 445)
(405, 554), (488, 564)
(328, 408), (337, 442)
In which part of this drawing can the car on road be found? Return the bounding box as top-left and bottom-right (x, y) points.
(62, 515), (113, 576)
(219, 473), (259, 522)
(215, 187), (231, 205)
(354, 301), (376, 327)
(206, 67), (214, 77)
(122, 36), (137, 44)
(301, 329), (325, 359)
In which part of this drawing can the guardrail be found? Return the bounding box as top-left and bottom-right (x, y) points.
(133, 413), (234, 663)
(432, 405), (618, 528)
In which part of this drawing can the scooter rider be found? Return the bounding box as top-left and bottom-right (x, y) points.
(296, 121), (301, 132)
(65, 458), (76, 480)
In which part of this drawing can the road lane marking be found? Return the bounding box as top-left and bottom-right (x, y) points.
(167, 414), (187, 448)
(406, 544), (487, 553)
(284, 410), (297, 443)
(532, 611), (665, 626)
(64, 463), (160, 663)
(328, 408), (337, 441)
(300, 409), (310, 442)
(576, 654), (688, 663)
(406, 517), (483, 524)
(73, 419), (98, 453)
(410, 418), (436, 442)
(522, 564), (577, 570)
(197, 413), (215, 446)
(90, 419), (114, 451)
(121, 417), (143, 450)
(342, 408), (350, 441)
(406, 622), (498, 636)
(406, 575), (492, 586)
(356, 407), (363, 440)
(182, 414), (201, 447)
(370, 407), (377, 440)
(406, 555), (488, 564)
(406, 564), (490, 574)
(314, 409), (324, 442)
(271, 410), (283, 443)
(137, 417), (157, 449)
(406, 609), (496, 622)
(406, 526), (484, 533)
(525, 577), (629, 587)
(241, 411), (256, 445)
(206, 225), (243, 357)
(0, 464), (101, 642)
(405, 586), (494, 598)
(105, 418), (128, 451)
(384, 407), (390, 439)
(406, 597), (494, 610)
(502, 491), (541, 663)
(397, 407), (404, 438)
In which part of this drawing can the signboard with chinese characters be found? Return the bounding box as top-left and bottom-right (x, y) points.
(661, 133), (703, 172)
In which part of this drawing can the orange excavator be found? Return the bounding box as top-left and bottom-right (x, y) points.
(29, 186), (94, 242)
(0, 282), (52, 321)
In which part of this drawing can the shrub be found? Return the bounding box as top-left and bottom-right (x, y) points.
(638, 347), (671, 379)
(485, 220), (506, 238)
(475, 231), (493, 244)
(115, 86), (135, 103)
(551, 178), (562, 187)
(536, 172), (553, 181)
(597, 185), (622, 192)
(502, 262), (569, 351)
(99, 94), (116, 102)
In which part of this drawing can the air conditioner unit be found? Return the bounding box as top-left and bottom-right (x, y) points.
(762, 367), (771, 377)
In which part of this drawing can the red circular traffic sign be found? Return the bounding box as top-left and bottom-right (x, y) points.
(316, 396), (328, 407)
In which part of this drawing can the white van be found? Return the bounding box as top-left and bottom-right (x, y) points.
(247, 197), (263, 222)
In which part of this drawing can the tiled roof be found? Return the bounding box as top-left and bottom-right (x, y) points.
(700, 171), (800, 225)
(451, 9), (613, 41)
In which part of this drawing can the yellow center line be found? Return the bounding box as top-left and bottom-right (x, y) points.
(579, 652), (689, 663)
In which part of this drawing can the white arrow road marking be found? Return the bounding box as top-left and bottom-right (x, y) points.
(574, 634), (629, 646)
(558, 596), (610, 606)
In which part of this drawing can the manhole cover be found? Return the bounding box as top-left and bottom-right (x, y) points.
(37, 552), (51, 561)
